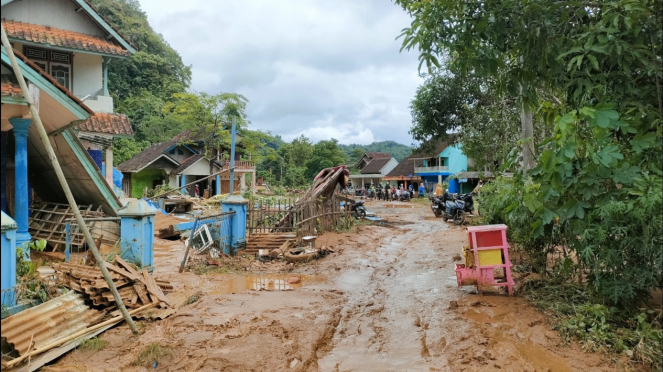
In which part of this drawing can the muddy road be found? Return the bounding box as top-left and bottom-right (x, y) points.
(53, 201), (617, 372)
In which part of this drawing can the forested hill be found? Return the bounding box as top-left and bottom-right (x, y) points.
(338, 141), (412, 162)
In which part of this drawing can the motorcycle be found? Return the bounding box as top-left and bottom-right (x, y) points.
(430, 192), (472, 225)
(350, 200), (367, 219)
(399, 190), (410, 202)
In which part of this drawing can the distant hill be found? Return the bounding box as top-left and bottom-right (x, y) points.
(338, 141), (413, 162)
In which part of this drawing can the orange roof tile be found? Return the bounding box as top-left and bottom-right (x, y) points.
(1, 76), (23, 97)
(2, 19), (131, 57)
(77, 113), (134, 136)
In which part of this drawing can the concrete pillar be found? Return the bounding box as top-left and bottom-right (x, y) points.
(9, 118), (32, 251)
(1, 212), (17, 308)
(240, 173), (246, 191)
(216, 175), (221, 195)
(118, 199), (157, 269)
(180, 175), (186, 195)
(105, 146), (113, 186)
(221, 195), (247, 255)
(1, 131), (7, 213)
(251, 170), (256, 195)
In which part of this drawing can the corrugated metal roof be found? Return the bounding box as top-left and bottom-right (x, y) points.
(0, 291), (105, 356)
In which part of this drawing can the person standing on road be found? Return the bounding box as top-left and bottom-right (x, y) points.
(419, 183), (425, 198)
(195, 184), (200, 197)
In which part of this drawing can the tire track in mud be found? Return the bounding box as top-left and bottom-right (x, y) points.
(317, 212), (458, 372)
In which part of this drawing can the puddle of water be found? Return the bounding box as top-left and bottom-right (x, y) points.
(207, 274), (325, 295)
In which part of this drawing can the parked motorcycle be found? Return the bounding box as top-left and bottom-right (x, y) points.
(350, 200), (367, 219)
(399, 190), (411, 202)
(430, 192), (472, 225)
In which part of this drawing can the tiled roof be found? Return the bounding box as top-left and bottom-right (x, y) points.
(365, 152), (391, 159)
(0, 75), (22, 96)
(6, 48), (95, 115)
(116, 141), (178, 173)
(386, 140), (451, 177)
(77, 113), (134, 136)
(385, 154), (423, 177)
(2, 19), (131, 57)
(360, 157), (392, 174)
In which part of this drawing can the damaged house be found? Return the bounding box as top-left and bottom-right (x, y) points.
(1, 0), (140, 308)
(116, 129), (256, 198)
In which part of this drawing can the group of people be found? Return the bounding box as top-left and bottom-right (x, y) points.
(346, 182), (428, 200)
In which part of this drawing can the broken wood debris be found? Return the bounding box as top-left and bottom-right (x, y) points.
(53, 258), (172, 310)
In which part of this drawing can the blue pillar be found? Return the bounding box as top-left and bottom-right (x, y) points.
(229, 117), (236, 194)
(9, 118), (32, 252)
(180, 175), (186, 195)
(118, 199), (157, 270)
(216, 175), (221, 195)
(221, 195), (247, 255)
(1, 212), (18, 308)
(1, 131), (7, 213)
(449, 178), (460, 194)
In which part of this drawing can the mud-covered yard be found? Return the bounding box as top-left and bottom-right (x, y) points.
(52, 201), (620, 372)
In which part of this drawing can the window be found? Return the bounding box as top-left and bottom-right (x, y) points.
(23, 46), (72, 91)
(178, 149), (183, 155)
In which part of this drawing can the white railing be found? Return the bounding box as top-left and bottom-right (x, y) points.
(414, 165), (449, 173)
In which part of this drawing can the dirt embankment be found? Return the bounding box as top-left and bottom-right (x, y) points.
(53, 200), (620, 372)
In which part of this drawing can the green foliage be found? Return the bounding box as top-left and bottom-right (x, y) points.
(304, 139), (347, 180)
(523, 278), (662, 371)
(476, 177), (560, 272)
(79, 337), (109, 351)
(16, 240), (46, 278)
(338, 141), (412, 162)
(132, 343), (170, 367)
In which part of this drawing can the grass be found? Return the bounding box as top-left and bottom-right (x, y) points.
(185, 292), (202, 305)
(78, 337), (109, 351)
(521, 278), (662, 371)
(132, 343), (170, 368)
(410, 197), (431, 205)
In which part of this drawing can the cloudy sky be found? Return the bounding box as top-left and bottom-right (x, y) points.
(139, 0), (423, 146)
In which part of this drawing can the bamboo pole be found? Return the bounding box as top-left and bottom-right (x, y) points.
(5, 303), (157, 368)
(151, 169), (230, 199)
(1, 26), (138, 335)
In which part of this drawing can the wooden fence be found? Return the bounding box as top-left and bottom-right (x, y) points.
(247, 195), (346, 236)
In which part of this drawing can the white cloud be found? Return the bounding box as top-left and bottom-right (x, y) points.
(139, 0), (422, 145)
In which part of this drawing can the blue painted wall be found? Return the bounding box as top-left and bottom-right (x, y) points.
(440, 145), (468, 174)
(87, 149), (103, 170)
(1, 212), (17, 308)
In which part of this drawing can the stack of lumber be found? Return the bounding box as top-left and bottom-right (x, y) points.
(245, 233), (296, 255)
(53, 257), (173, 310)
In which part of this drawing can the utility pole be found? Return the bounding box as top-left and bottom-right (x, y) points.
(229, 117), (236, 194)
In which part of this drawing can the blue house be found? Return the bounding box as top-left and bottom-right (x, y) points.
(414, 142), (477, 194)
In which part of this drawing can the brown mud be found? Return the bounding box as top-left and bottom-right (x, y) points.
(52, 200), (620, 371)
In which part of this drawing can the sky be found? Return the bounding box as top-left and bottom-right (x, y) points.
(139, 0), (423, 146)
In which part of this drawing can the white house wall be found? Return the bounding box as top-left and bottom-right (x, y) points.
(181, 159), (213, 176)
(2, 0), (107, 37)
(167, 146), (195, 163)
(380, 158), (398, 175)
(72, 53), (103, 98)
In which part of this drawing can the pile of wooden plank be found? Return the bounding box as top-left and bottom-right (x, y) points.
(245, 233), (296, 255)
(53, 257), (173, 310)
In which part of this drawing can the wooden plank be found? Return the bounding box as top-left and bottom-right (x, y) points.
(105, 262), (138, 281)
(115, 256), (142, 279)
(141, 269), (171, 306)
(133, 283), (151, 305)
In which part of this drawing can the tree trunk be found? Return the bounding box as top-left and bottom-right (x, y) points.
(520, 104), (536, 172)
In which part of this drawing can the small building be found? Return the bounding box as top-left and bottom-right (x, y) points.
(382, 154), (423, 191)
(116, 130), (256, 198)
(349, 152), (398, 188)
(2, 0), (138, 188)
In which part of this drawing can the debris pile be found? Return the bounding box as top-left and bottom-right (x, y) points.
(53, 256), (173, 310)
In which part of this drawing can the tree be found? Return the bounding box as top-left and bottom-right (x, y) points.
(304, 139), (347, 180)
(349, 148), (365, 164)
(396, 0), (662, 305)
